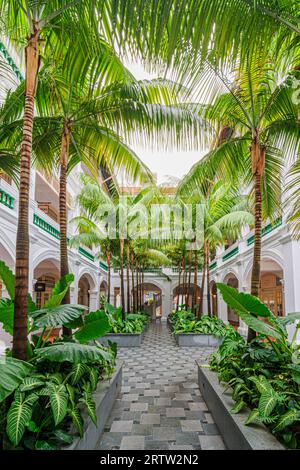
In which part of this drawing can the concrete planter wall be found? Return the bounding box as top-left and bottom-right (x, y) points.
(197, 364), (285, 450)
(65, 362), (123, 450)
(98, 332), (143, 347)
(175, 333), (223, 347)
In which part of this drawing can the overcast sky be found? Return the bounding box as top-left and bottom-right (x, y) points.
(125, 61), (207, 185)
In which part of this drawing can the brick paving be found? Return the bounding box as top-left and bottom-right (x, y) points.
(96, 322), (226, 450)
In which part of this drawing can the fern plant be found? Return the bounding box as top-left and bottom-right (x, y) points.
(210, 284), (300, 448)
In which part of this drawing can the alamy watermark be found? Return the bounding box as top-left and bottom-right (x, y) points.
(94, 196), (204, 248)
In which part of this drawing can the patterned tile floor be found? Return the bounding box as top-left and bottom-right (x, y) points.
(96, 322), (226, 450)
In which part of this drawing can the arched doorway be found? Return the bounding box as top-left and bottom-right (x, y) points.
(172, 283), (201, 310)
(225, 274), (240, 327)
(33, 259), (60, 309)
(134, 282), (162, 317)
(259, 260), (284, 316)
(78, 275), (90, 309)
(100, 280), (108, 299)
(210, 280), (218, 316)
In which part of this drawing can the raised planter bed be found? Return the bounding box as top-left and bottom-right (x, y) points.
(98, 332), (144, 347)
(175, 333), (222, 347)
(65, 362), (123, 450)
(197, 364), (285, 450)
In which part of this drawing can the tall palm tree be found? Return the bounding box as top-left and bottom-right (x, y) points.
(0, 0), (101, 360)
(178, 180), (254, 316)
(179, 58), (300, 335)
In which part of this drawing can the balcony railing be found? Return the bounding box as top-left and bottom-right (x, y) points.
(0, 188), (15, 210)
(209, 260), (217, 270)
(222, 246), (239, 262)
(247, 218), (282, 246)
(78, 247), (94, 262)
(33, 213), (60, 239)
(99, 261), (108, 271)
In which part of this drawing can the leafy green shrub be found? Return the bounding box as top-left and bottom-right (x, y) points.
(210, 283), (300, 449)
(172, 311), (238, 338)
(104, 303), (149, 334)
(0, 261), (116, 450)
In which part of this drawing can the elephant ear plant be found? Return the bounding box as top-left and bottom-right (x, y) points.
(0, 261), (116, 450)
(210, 283), (300, 449)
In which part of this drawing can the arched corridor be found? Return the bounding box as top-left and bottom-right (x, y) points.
(224, 274), (240, 328)
(33, 258), (60, 309)
(210, 281), (218, 316)
(78, 274), (91, 309)
(172, 283), (201, 310)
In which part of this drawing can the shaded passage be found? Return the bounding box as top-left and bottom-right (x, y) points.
(96, 322), (225, 450)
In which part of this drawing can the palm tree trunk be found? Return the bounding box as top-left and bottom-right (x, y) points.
(107, 249), (111, 303)
(126, 240), (131, 313)
(13, 29), (40, 360)
(176, 262), (182, 312)
(199, 249), (206, 317)
(135, 260), (139, 310)
(193, 251), (198, 314)
(248, 140), (265, 342)
(131, 251), (135, 312)
(206, 242), (211, 316)
(59, 120), (72, 337)
(119, 237), (125, 320)
(182, 257), (186, 308)
(186, 249), (192, 308)
(142, 269), (145, 309)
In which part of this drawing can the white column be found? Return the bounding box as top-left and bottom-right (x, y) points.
(89, 289), (99, 311)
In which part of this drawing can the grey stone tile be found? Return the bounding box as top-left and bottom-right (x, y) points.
(154, 397), (171, 406)
(131, 424), (153, 436)
(199, 435), (226, 450)
(153, 427), (178, 441)
(144, 389), (160, 397)
(120, 436), (145, 450)
(166, 407), (186, 418)
(180, 420), (203, 432)
(110, 420), (133, 432)
(145, 441), (170, 450)
(140, 413), (161, 425)
(130, 402), (148, 412)
(188, 402), (208, 411)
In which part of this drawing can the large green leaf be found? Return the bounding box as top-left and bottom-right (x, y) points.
(279, 312), (300, 326)
(0, 298), (14, 334)
(74, 310), (110, 343)
(217, 283), (272, 317)
(273, 409), (300, 432)
(0, 357), (33, 402)
(35, 342), (112, 363)
(6, 392), (33, 446)
(0, 260), (15, 300)
(249, 375), (273, 395)
(43, 274), (75, 308)
(80, 391), (97, 425)
(69, 405), (84, 437)
(258, 390), (279, 418)
(48, 383), (68, 425)
(238, 311), (282, 340)
(69, 363), (87, 385)
(31, 304), (86, 329)
(19, 376), (45, 392)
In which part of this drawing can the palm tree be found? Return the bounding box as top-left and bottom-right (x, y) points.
(0, 0), (102, 360)
(106, 1), (300, 77)
(179, 58), (300, 335)
(178, 180), (254, 316)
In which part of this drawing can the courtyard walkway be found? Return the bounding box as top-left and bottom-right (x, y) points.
(96, 322), (226, 450)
